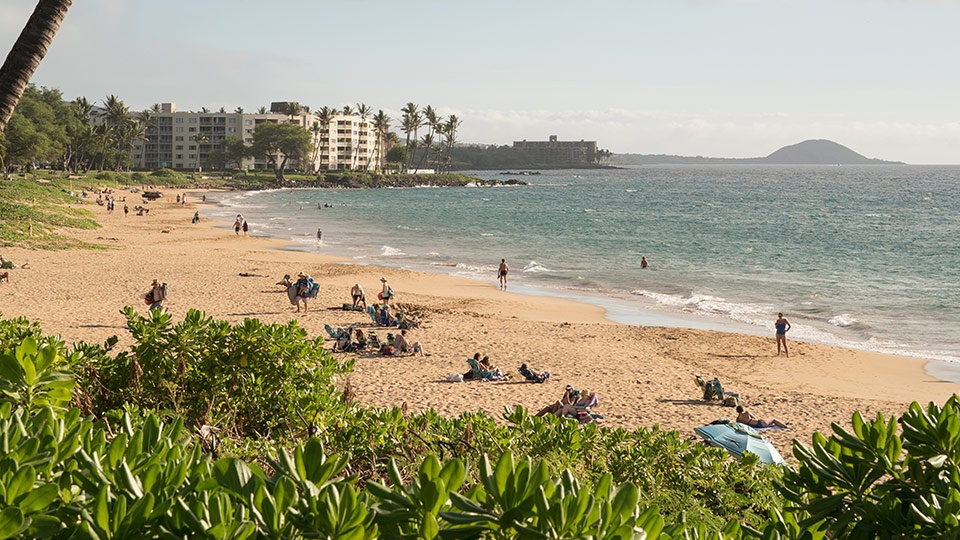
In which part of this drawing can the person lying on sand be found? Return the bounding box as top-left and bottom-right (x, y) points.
(736, 405), (788, 429)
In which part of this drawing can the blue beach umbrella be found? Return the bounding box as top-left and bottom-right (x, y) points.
(694, 422), (786, 465)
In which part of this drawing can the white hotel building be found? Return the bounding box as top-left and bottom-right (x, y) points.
(128, 102), (381, 172)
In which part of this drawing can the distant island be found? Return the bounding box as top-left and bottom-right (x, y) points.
(610, 139), (905, 166)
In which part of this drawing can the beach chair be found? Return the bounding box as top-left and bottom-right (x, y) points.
(354, 329), (367, 350)
(519, 364), (549, 383)
(324, 324), (342, 340)
(367, 305), (380, 324)
(694, 375), (739, 406)
(368, 332), (382, 351)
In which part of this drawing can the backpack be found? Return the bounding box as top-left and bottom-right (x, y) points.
(308, 282), (320, 298)
(159, 283), (168, 301)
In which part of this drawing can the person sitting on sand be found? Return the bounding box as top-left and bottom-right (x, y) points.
(392, 329), (424, 356)
(535, 385), (578, 417)
(480, 356), (504, 377)
(519, 363), (549, 383)
(736, 405), (788, 429)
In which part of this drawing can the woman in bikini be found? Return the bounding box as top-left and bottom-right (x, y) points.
(736, 405), (788, 429)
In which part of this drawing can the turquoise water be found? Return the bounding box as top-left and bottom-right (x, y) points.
(211, 165), (960, 366)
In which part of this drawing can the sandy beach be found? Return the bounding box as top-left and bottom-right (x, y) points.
(2, 187), (958, 456)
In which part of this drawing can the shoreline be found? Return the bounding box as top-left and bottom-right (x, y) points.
(2, 186), (959, 455)
(207, 183), (960, 370)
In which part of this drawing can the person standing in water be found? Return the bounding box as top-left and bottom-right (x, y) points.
(641, 256), (648, 269)
(775, 312), (791, 357)
(498, 259), (509, 290)
(317, 228), (323, 242)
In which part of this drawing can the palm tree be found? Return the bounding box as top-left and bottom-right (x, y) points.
(100, 95), (131, 170)
(437, 115), (462, 173)
(257, 106), (267, 114)
(400, 102), (420, 172)
(369, 109), (391, 172)
(308, 122), (322, 172)
(0, 0), (73, 134)
(353, 102), (371, 170)
(313, 106), (335, 171)
(234, 106), (244, 114)
(192, 131), (208, 173)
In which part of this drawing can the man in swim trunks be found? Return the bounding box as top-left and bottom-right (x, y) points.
(775, 312), (791, 357)
(498, 259), (509, 290)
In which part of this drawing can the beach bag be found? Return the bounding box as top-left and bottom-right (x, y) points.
(144, 292), (153, 305)
(308, 282), (320, 298)
(159, 283), (168, 301)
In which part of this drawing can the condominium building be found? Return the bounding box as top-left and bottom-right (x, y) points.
(126, 102), (381, 172)
(513, 135), (598, 165)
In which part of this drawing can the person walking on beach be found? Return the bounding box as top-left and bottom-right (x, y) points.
(775, 312), (791, 356)
(241, 219), (249, 236)
(498, 259), (509, 290)
(295, 272), (314, 312)
(147, 279), (166, 311)
(379, 277), (394, 305)
(234, 215), (243, 235)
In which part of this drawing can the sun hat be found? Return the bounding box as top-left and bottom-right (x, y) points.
(380, 277), (387, 282)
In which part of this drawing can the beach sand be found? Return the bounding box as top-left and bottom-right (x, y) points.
(2, 187), (958, 458)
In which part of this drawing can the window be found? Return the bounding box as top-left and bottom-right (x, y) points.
(175, 145), (183, 150)
(175, 117), (184, 123)
(188, 118), (198, 123)
(189, 127), (196, 132)
(189, 145), (196, 150)
(176, 154), (183, 159)
(175, 136), (184, 141)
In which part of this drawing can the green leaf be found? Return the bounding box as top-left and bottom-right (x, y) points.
(17, 483), (58, 513)
(0, 507), (24, 539)
(6, 464), (35, 504)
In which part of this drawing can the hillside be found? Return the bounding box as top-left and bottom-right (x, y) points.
(611, 139), (904, 165)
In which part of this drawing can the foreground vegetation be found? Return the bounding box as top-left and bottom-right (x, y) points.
(2, 311), (960, 538)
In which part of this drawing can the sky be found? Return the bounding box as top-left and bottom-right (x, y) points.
(3, 0), (960, 164)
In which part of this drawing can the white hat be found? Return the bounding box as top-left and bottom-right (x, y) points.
(380, 277), (387, 282)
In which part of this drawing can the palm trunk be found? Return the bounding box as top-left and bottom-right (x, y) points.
(0, 0), (73, 134)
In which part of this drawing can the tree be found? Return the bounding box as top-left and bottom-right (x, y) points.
(400, 102), (420, 172)
(369, 109), (391, 172)
(219, 135), (248, 170)
(0, 0), (73, 135)
(353, 102), (371, 170)
(250, 121), (312, 181)
(1, 85), (66, 171)
(313, 106), (335, 171)
(437, 115), (462, 172)
(191, 131), (208, 173)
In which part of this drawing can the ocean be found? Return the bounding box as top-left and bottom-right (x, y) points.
(209, 165), (960, 373)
